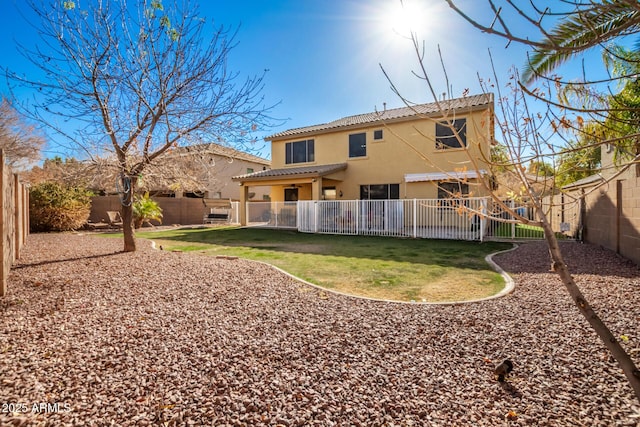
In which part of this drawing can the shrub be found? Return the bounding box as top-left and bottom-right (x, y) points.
(133, 192), (163, 229)
(29, 182), (92, 232)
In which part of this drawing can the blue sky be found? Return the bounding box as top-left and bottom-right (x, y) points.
(0, 0), (607, 160)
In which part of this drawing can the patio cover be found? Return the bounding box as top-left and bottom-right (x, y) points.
(233, 162), (347, 183)
(404, 169), (489, 183)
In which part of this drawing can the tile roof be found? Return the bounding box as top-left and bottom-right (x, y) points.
(175, 142), (270, 165)
(233, 163), (347, 181)
(266, 93), (493, 140)
(561, 173), (604, 189)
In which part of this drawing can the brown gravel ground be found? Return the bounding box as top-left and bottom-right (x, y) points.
(0, 233), (639, 426)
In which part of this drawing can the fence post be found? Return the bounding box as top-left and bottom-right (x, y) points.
(0, 150), (6, 297)
(14, 174), (21, 260)
(412, 199), (417, 238)
(274, 201), (279, 228)
(510, 200), (515, 239)
(25, 184), (29, 243)
(314, 201), (318, 233)
(480, 198), (487, 242)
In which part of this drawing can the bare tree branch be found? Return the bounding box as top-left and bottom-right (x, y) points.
(5, 0), (277, 251)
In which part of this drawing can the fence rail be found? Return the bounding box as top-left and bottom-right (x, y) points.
(246, 198), (580, 242)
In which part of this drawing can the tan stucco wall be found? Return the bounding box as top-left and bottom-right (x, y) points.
(91, 195), (219, 226)
(581, 169), (640, 266)
(208, 155), (270, 201)
(269, 108), (492, 201)
(566, 149), (640, 266)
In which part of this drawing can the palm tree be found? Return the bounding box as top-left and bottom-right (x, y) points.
(132, 193), (163, 229)
(522, 0), (640, 83)
(445, 0), (640, 83)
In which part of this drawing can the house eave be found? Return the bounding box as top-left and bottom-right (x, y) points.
(232, 163), (348, 184)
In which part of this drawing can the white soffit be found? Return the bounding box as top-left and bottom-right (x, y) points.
(404, 169), (488, 183)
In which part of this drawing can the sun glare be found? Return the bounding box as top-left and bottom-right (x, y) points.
(384, 0), (428, 38)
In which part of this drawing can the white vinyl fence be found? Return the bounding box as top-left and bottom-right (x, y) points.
(247, 201), (298, 228)
(246, 198), (580, 241)
(300, 199), (488, 240)
(248, 199), (489, 241)
(229, 201), (241, 224)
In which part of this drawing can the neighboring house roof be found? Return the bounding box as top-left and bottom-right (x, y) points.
(266, 93), (494, 141)
(562, 173), (604, 190)
(175, 142), (270, 165)
(233, 163), (348, 182)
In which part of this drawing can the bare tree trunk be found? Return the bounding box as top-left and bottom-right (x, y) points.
(539, 212), (640, 400)
(121, 203), (136, 252)
(120, 176), (137, 252)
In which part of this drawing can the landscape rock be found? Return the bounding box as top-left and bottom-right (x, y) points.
(0, 233), (638, 425)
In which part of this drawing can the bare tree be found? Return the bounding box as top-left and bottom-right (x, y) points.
(0, 97), (45, 169)
(381, 2), (640, 401)
(5, 0), (274, 251)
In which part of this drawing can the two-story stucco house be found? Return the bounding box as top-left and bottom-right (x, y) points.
(233, 93), (494, 226)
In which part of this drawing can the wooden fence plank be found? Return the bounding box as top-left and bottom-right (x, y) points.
(0, 149), (28, 297)
(0, 149), (6, 297)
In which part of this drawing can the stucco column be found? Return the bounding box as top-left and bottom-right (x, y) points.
(311, 178), (322, 200)
(239, 184), (249, 226)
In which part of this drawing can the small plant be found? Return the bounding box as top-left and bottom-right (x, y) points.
(29, 182), (92, 232)
(132, 192), (163, 229)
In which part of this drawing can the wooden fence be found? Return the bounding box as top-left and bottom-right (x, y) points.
(0, 150), (29, 297)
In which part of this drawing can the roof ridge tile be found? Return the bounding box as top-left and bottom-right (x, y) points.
(266, 93), (493, 140)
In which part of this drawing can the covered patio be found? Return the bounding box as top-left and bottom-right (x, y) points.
(232, 163), (348, 225)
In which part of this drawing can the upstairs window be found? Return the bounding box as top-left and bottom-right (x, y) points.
(436, 119), (466, 149)
(285, 139), (314, 164)
(349, 132), (367, 158)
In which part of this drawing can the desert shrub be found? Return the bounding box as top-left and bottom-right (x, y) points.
(29, 182), (93, 232)
(133, 192), (163, 229)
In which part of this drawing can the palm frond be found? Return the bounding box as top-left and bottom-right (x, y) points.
(523, 1), (640, 83)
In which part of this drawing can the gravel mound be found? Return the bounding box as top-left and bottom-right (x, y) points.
(1, 233), (639, 426)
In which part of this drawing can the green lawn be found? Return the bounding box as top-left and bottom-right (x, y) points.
(129, 226), (512, 303)
(491, 222), (566, 239)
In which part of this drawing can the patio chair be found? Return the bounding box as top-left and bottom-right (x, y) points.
(106, 211), (123, 228)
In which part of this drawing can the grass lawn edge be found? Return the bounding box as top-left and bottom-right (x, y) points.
(147, 238), (519, 306)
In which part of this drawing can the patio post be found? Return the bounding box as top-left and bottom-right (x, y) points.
(311, 177), (322, 200)
(238, 184), (249, 226)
